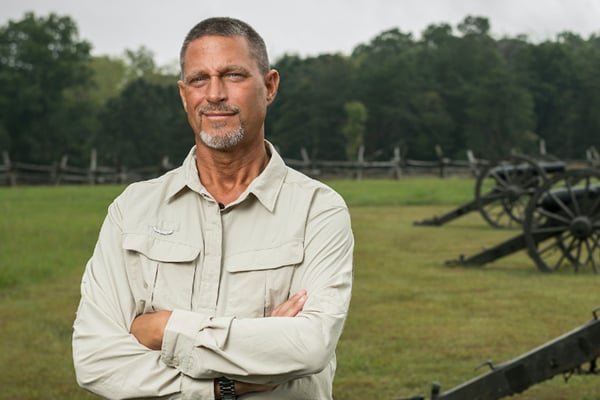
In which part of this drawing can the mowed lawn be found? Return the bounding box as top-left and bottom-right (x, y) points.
(1, 179), (598, 400)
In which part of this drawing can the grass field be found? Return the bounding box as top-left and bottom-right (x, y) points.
(1, 178), (599, 399)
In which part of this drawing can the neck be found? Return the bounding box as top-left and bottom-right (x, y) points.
(195, 140), (270, 206)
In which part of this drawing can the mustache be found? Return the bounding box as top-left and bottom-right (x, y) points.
(198, 104), (240, 115)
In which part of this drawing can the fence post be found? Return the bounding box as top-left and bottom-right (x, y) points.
(55, 155), (68, 185)
(88, 148), (97, 185)
(539, 139), (546, 156)
(300, 147), (312, 175)
(392, 146), (402, 179)
(2, 151), (16, 186)
(356, 145), (365, 180)
(435, 144), (447, 178)
(587, 146), (599, 168)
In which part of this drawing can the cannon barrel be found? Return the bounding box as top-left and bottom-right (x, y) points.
(414, 156), (565, 229)
(489, 160), (565, 181)
(539, 184), (600, 213)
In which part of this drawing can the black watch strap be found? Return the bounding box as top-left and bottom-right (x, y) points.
(218, 377), (237, 400)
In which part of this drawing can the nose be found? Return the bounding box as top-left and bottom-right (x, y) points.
(206, 77), (226, 103)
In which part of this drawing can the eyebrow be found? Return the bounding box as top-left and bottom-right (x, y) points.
(184, 64), (251, 80)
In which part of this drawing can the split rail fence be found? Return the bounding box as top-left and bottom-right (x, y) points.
(2, 145), (598, 187)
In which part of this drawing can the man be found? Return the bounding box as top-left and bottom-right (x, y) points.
(73, 17), (354, 400)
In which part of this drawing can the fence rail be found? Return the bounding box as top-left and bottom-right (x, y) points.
(2, 145), (598, 186)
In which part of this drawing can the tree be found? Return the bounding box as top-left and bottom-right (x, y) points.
(89, 55), (128, 107)
(352, 29), (422, 159)
(342, 101), (367, 160)
(464, 67), (535, 158)
(95, 78), (191, 168)
(525, 40), (580, 157)
(0, 12), (93, 163)
(268, 53), (355, 160)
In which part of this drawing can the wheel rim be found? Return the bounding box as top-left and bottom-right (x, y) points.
(476, 154), (548, 229)
(523, 169), (600, 273)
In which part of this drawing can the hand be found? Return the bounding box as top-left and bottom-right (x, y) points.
(270, 289), (307, 317)
(130, 310), (172, 350)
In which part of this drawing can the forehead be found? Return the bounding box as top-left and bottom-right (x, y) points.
(183, 35), (257, 72)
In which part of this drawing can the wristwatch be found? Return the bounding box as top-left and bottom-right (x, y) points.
(218, 377), (237, 400)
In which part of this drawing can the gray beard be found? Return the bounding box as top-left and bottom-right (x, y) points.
(199, 127), (245, 150)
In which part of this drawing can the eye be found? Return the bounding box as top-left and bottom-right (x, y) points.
(225, 72), (246, 81)
(187, 75), (207, 87)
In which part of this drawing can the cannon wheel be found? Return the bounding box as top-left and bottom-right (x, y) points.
(523, 169), (600, 273)
(475, 154), (547, 229)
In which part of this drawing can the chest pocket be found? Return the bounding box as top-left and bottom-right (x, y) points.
(223, 240), (304, 317)
(123, 232), (201, 313)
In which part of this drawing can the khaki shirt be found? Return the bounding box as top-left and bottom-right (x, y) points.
(72, 142), (354, 399)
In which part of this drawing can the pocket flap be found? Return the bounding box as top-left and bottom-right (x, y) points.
(123, 232), (201, 262)
(225, 240), (304, 272)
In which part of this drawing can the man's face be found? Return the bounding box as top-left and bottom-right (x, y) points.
(178, 35), (278, 150)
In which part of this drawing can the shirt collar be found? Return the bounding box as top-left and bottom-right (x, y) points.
(246, 140), (287, 212)
(166, 140), (287, 212)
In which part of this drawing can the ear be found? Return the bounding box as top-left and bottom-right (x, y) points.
(177, 80), (188, 112)
(264, 69), (280, 105)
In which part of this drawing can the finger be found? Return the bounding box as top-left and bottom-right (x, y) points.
(271, 296), (294, 317)
(271, 290), (307, 317)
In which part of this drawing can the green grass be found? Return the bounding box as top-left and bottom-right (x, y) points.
(1, 180), (599, 399)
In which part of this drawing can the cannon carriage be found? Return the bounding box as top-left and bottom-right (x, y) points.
(398, 307), (600, 400)
(414, 154), (567, 229)
(446, 168), (600, 273)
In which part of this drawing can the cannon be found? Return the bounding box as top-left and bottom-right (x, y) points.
(398, 307), (600, 400)
(446, 168), (600, 273)
(414, 154), (566, 229)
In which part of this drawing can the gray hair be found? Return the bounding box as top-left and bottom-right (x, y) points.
(179, 17), (270, 78)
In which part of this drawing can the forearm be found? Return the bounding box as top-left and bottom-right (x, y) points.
(162, 302), (346, 385)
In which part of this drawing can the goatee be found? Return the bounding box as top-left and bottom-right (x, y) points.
(199, 127), (245, 150)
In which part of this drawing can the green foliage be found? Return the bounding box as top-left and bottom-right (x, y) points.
(268, 53), (354, 160)
(95, 78), (192, 167)
(2, 12), (600, 166)
(464, 66), (536, 157)
(0, 12), (93, 163)
(88, 55), (128, 107)
(342, 101), (368, 160)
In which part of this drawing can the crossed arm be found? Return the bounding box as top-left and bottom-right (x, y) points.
(73, 196), (353, 399)
(130, 290), (309, 397)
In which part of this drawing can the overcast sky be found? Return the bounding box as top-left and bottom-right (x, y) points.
(3, 0), (600, 66)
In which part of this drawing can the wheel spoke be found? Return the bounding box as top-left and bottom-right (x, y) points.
(588, 195), (600, 216)
(584, 238), (599, 274)
(565, 177), (583, 216)
(548, 189), (576, 220)
(537, 234), (567, 256)
(535, 207), (572, 226)
(529, 224), (568, 236)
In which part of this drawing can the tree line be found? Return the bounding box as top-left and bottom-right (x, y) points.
(1, 12), (600, 168)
